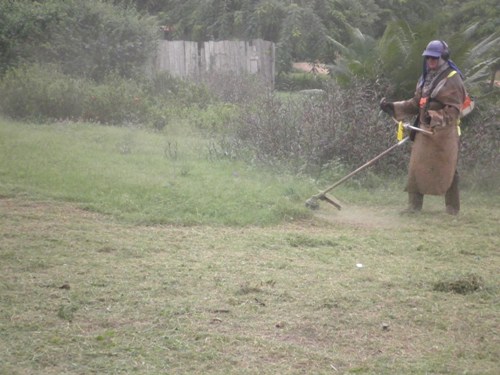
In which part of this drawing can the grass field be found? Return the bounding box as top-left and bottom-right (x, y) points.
(0, 119), (499, 374)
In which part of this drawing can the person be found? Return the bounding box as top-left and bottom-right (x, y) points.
(380, 40), (466, 215)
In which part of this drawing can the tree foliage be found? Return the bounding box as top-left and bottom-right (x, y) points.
(1, 0), (498, 96)
(124, 0), (499, 93)
(0, 0), (158, 80)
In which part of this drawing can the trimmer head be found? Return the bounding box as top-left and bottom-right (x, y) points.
(304, 196), (320, 210)
(305, 194), (342, 210)
(305, 136), (410, 212)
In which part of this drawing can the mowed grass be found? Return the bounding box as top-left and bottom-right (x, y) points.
(0, 119), (499, 374)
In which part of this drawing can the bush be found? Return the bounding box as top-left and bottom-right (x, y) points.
(1, 64), (263, 127)
(189, 103), (239, 133)
(0, 64), (153, 125)
(0, 0), (158, 81)
(0, 64), (86, 121)
(202, 72), (270, 104)
(214, 78), (499, 191)
(218, 79), (408, 178)
(147, 71), (215, 110)
(459, 103), (500, 190)
(82, 74), (151, 125)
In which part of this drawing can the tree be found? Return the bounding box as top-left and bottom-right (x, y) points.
(327, 0), (499, 100)
(247, 0), (286, 42)
(0, 1), (48, 75)
(8, 0), (494, 87)
(281, 5), (330, 60)
(324, 0), (384, 42)
(0, 0), (158, 80)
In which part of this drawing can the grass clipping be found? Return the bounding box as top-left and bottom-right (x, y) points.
(433, 273), (485, 295)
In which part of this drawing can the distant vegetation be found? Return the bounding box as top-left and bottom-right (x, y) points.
(0, 0), (498, 184)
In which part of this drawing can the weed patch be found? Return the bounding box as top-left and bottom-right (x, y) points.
(433, 273), (485, 295)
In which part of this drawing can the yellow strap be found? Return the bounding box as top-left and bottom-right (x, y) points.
(397, 121), (404, 141)
(447, 70), (457, 78)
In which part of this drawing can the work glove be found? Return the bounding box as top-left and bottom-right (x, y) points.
(379, 97), (395, 117)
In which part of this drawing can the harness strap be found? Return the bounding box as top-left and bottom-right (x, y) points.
(415, 68), (462, 138)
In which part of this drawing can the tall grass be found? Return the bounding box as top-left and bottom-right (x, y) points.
(0, 118), (314, 226)
(1, 115), (497, 227)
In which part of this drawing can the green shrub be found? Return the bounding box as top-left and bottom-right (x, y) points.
(146, 71), (215, 110)
(217, 77), (499, 185)
(82, 74), (151, 125)
(219, 79), (408, 178)
(0, 64), (86, 121)
(202, 72), (270, 104)
(0, 0), (157, 80)
(0, 64), (237, 128)
(0, 64), (152, 125)
(189, 103), (239, 133)
(459, 103), (500, 189)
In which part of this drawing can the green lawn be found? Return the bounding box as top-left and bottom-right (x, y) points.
(0, 119), (498, 374)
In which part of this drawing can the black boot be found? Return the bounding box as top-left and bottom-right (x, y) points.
(401, 192), (423, 214)
(445, 171), (460, 215)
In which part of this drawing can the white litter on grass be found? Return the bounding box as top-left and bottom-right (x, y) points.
(356, 263), (364, 268)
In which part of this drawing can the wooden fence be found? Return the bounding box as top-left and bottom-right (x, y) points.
(155, 39), (275, 88)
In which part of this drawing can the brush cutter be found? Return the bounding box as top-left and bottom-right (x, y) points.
(305, 122), (433, 210)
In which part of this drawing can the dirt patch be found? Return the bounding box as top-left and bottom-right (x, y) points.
(292, 62), (329, 75)
(314, 205), (400, 229)
(0, 197), (103, 220)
